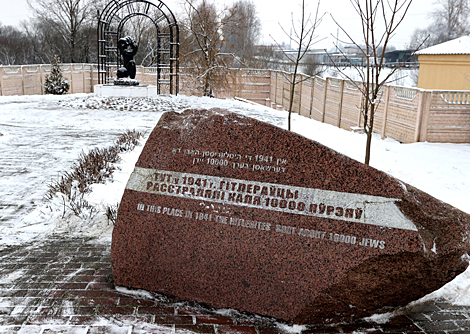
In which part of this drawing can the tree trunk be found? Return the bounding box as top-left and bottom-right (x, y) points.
(365, 130), (372, 165)
(288, 73), (297, 131)
(364, 102), (376, 166)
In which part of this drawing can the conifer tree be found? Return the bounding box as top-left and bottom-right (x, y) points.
(44, 55), (70, 95)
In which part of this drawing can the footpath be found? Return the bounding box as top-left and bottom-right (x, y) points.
(1, 236), (470, 334)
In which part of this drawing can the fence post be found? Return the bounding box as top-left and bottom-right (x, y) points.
(90, 65), (94, 93)
(281, 74), (290, 110)
(66, 64), (74, 94)
(297, 75), (303, 114)
(321, 77), (329, 123)
(39, 65), (43, 95)
(273, 71), (277, 105)
(282, 73), (286, 108)
(309, 77), (315, 118)
(21, 66), (25, 96)
(337, 79), (345, 128)
(381, 86), (391, 139)
(238, 69), (242, 98)
(357, 83), (364, 127)
(0, 68), (3, 96)
(83, 65), (86, 94)
(289, 72), (294, 111)
(231, 69), (235, 99)
(414, 90), (432, 142)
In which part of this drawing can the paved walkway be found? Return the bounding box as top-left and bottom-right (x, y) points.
(1, 236), (470, 333)
(0, 98), (162, 246)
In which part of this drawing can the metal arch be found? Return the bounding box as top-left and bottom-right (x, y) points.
(97, 0), (179, 95)
(116, 12), (162, 49)
(101, 0), (178, 25)
(98, 0), (179, 93)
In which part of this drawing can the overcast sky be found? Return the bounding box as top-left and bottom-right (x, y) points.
(0, 0), (432, 49)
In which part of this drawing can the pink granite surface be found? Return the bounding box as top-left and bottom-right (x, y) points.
(112, 109), (470, 324)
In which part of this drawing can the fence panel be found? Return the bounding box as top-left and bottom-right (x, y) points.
(71, 64), (85, 94)
(141, 67), (158, 86)
(237, 70), (271, 105)
(1, 64), (470, 144)
(177, 68), (201, 96)
(299, 77), (314, 118)
(310, 77), (326, 122)
(282, 75), (292, 110)
(83, 65), (93, 94)
(41, 65), (51, 94)
(275, 72), (284, 107)
(291, 74), (302, 114)
(372, 87), (387, 135)
(425, 91), (470, 143)
(270, 72), (277, 105)
(382, 87), (420, 143)
(0, 66), (24, 96)
(23, 66), (43, 95)
(92, 65), (99, 89)
(340, 81), (362, 131)
(324, 78), (342, 126)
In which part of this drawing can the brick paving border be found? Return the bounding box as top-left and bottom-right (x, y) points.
(1, 236), (469, 333)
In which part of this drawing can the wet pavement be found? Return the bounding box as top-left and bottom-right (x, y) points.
(1, 236), (470, 334)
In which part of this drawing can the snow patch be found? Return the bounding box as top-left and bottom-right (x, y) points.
(115, 286), (156, 300)
(0, 269), (25, 284)
(364, 311), (397, 324)
(276, 323), (307, 333)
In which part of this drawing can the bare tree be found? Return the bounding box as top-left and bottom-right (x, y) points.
(302, 53), (325, 77)
(0, 24), (35, 65)
(272, 0), (324, 131)
(22, 19), (63, 63)
(408, 0), (470, 49)
(331, 0), (419, 165)
(27, 0), (93, 63)
(181, 0), (230, 97)
(431, 0), (470, 41)
(406, 27), (435, 49)
(222, 0), (261, 67)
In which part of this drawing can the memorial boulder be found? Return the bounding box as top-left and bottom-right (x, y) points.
(112, 109), (470, 324)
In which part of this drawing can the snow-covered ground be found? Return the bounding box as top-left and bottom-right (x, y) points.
(0, 93), (469, 316)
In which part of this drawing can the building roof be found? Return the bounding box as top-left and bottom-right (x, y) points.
(417, 35), (470, 55)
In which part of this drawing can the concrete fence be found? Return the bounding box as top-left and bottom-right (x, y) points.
(1, 64), (469, 144)
(0, 64), (95, 96)
(211, 69), (470, 144)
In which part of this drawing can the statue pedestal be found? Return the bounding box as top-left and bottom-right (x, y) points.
(94, 84), (158, 98)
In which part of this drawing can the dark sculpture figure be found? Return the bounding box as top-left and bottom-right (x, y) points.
(115, 36), (139, 85)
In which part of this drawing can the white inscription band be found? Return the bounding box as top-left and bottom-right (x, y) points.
(126, 167), (417, 231)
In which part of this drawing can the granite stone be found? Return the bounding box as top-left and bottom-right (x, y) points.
(111, 109), (470, 324)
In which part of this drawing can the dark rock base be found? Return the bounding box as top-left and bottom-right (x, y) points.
(114, 78), (140, 86)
